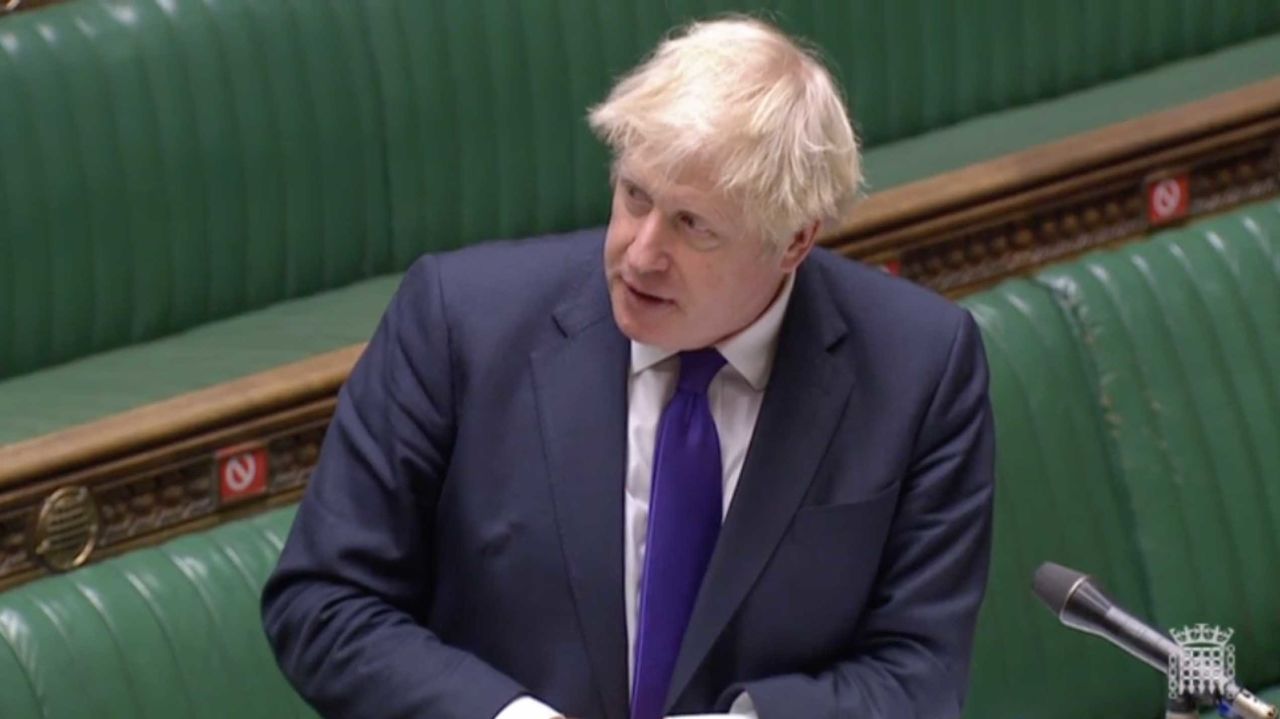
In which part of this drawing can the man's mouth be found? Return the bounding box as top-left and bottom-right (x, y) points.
(622, 280), (672, 306)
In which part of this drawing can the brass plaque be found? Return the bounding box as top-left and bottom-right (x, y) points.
(32, 486), (100, 572)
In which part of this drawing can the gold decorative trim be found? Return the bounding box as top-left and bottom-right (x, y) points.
(0, 392), (336, 590)
(32, 486), (99, 572)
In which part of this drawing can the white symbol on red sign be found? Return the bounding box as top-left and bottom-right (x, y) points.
(218, 446), (268, 503)
(225, 455), (257, 492)
(1147, 175), (1190, 225)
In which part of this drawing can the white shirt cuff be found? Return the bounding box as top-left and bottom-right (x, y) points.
(493, 696), (564, 719)
(493, 691), (756, 719)
(729, 691), (757, 717)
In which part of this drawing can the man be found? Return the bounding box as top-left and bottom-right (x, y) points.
(263, 16), (995, 719)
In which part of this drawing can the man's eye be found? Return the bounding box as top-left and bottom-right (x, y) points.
(624, 184), (646, 202)
(679, 213), (711, 235)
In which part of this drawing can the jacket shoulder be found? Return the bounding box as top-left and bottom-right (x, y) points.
(807, 248), (969, 337)
(400, 228), (604, 313)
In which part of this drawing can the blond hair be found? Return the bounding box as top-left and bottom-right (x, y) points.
(588, 15), (861, 251)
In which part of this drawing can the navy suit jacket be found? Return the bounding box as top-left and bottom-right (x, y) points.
(262, 228), (995, 719)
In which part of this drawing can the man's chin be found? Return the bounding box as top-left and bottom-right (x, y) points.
(610, 305), (684, 349)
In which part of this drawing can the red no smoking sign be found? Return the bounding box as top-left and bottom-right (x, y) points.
(217, 444), (269, 503)
(1146, 174), (1190, 226)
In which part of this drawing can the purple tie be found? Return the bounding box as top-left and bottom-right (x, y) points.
(631, 349), (727, 719)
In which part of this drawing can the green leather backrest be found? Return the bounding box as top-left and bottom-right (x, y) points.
(0, 0), (392, 380)
(1036, 201), (1280, 691)
(960, 279), (1162, 718)
(0, 507), (314, 719)
(3, 0), (1278, 380)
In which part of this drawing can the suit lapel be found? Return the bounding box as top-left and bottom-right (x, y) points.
(530, 270), (631, 719)
(666, 263), (854, 710)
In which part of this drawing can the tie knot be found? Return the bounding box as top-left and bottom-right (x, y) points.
(676, 349), (726, 394)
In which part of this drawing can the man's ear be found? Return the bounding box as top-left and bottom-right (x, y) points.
(779, 220), (821, 272)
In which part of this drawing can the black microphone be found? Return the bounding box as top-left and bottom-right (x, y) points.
(1032, 561), (1276, 719)
(1032, 561), (1178, 672)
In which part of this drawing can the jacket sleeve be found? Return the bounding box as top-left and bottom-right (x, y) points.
(720, 312), (997, 719)
(261, 255), (527, 719)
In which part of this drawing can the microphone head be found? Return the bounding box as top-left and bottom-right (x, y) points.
(1031, 561), (1178, 675)
(1033, 561), (1088, 614)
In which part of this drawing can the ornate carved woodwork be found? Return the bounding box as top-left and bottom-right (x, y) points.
(824, 78), (1280, 296)
(0, 0), (65, 15)
(0, 347), (354, 591)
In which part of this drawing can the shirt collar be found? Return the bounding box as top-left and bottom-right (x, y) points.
(629, 272), (795, 391)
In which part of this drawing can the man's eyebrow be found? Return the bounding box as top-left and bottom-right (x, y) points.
(618, 173), (725, 225)
(670, 197), (725, 226)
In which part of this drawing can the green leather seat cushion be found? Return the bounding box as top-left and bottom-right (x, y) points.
(863, 32), (1280, 188)
(0, 274), (399, 444)
(0, 506), (314, 719)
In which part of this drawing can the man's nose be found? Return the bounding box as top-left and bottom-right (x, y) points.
(628, 212), (671, 273)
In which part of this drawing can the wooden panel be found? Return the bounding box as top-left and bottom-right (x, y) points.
(1, 77), (1278, 589)
(0, 347), (358, 590)
(824, 76), (1280, 296)
(1, 0), (67, 15)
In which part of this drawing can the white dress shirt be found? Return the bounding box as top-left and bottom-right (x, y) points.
(497, 274), (796, 719)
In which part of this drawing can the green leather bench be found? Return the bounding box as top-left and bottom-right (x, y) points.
(2, 200), (1276, 717)
(0, 507), (315, 718)
(961, 200), (1280, 717)
(3, 0), (1280, 444)
(961, 276), (1163, 717)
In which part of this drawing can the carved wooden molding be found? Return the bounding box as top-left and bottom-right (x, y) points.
(0, 347), (356, 590)
(822, 76), (1280, 296)
(2, 78), (1279, 589)
(0, 0), (66, 16)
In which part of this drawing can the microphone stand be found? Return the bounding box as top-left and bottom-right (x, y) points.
(1165, 694), (1199, 719)
(1165, 685), (1277, 719)
(1032, 562), (1277, 719)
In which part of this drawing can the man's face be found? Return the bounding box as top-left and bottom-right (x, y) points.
(604, 161), (809, 350)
